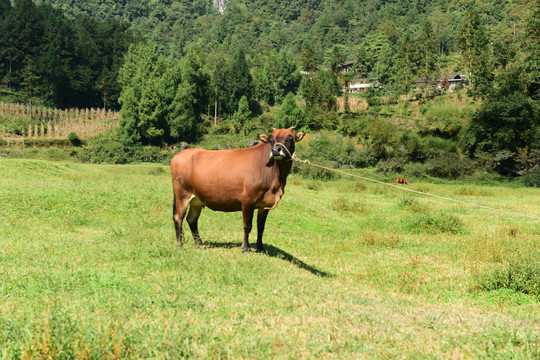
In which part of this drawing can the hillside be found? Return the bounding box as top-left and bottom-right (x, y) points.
(40, 0), (525, 59)
(1, 0), (538, 178)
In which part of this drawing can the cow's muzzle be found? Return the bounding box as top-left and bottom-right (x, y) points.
(271, 145), (287, 160)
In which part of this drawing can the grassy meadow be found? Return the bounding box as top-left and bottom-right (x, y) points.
(0, 158), (538, 358)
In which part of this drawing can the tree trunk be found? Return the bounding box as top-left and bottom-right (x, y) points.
(214, 87), (218, 125)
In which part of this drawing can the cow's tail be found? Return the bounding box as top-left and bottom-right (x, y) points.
(172, 192), (176, 220)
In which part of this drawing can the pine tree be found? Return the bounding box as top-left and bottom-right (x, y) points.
(227, 48), (253, 114)
(375, 43), (395, 87)
(397, 33), (417, 96)
(417, 20), (438, 89)
(353, 44), (370, 78)
(521, 0), (540, 99)
(275, 50), (300, 103)
(168, 46), (210, 142)
(235, 95), (251, 137)
(118, 41), (171, 145)
(259, 60), (275, 105)
(0, 0), (11, 23)
(277, 92), (302, 128)
(458, 6), (491, 93)
(299, 42), (318, 73)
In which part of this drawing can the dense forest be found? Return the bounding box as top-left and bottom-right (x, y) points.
(0, 0), (539, 179)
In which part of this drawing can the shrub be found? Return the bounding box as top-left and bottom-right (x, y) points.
(77, 134), (128, 164)
(402, 212), (465, 234)
(397, 196), (427, 213)
(208, 122), (232, 135)
(131, 146), (169, 163)
(477, 261), (539, 300)
(68, 132), (82, 147)
(403, 162), (427, 178)
(78, 134), (173, 164)
(295, 133), (375, 171)
(522, 168), (540, 187)
(375, 156), (408, 175)
(424, 152), (473, 179)
(337, 113), (370, 137)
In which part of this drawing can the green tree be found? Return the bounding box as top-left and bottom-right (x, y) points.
(327, 45), (344, 74)
(458, 6), (491, 94)
(417, 20), (438, 89)
(375, 42), (396, 87)
(299, 42), (318, 73)
(353, 43), (371, 78)
(259, 60), (275, 105)
(207, 46), (228, 125)
(0, 0), (10, 18)
(521, 0), (540, 99)
(277, 92), (303, 128)
(274, 50), (300, 103)
(235, 95), (252, 137)
(20, 59), (40, 102)
(168, 46), (210, 142)
(463, 67), (539, 174)
(227, 48), (253, 114)
(118, 41), (171, 146)
(396, 33), (418, 96)
(1, 0), (42, 89)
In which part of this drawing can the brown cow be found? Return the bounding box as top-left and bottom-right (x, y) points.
(391, 177), (409, 185)
(171, 127), (305, 253)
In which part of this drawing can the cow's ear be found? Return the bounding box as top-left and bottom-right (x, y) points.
(295, 132), (305, 142)
(258, 133), (271, 143)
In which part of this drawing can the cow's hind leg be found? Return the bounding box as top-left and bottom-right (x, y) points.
(187, 204), (204, 247)
(241, 204), (255, 253)
(173, 192), (190, 248)
(256, 209), (269, 254)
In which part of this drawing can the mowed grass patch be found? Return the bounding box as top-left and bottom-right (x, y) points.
(0, 159), (539, 358)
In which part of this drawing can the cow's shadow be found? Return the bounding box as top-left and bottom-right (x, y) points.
(205, 241), (333, 278)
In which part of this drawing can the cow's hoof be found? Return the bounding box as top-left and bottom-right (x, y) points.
(196, 241), (204, 248)
(176, 241), (183, 249)
(256, 248), (266, 255)
(242, 248), (252, 254)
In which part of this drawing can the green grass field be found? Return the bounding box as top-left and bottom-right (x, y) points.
(0, 159), (538, 359)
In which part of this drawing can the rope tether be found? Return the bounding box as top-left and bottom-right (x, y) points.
(292, 154), (540, 221)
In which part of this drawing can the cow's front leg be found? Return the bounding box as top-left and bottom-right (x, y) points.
(256, 209), (269, 254)
(187, 205), (204, 247)
(241, 204), (255, 253)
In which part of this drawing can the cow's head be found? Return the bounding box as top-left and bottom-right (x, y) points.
(257, 127), (305, 161)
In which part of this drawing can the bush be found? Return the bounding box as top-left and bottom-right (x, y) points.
(375, 156), (408, 175)
(77, 134), (172, 164)
(68, 132), (82, 147)
(131, 146), (170, 163)
(402, 212), (465, 234)
(403, 162), (427, 178)
(208, 122), (232, 135)
(295, 133), (376, 171)
(478, 261), (539, 300)
(522, 167), (540, 187)
(424, 152), (473, 179)
(77, 134), (128, 164)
